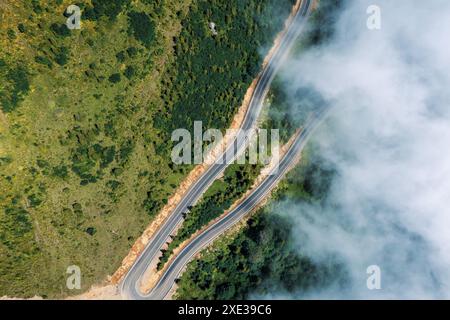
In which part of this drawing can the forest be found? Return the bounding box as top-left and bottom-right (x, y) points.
(0, 0), (297, 298)
(0, 62), (30, 113)
(175, 148), (344, 299)
(157, 162), (261, 270)
(154, 0), (296, 140)
(175, 0), (346, 299)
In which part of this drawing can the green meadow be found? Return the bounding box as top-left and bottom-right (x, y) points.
(0, 0), (294, 298)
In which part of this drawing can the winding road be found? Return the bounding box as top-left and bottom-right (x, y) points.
(149, 108), (329, 300)
(121, 0), (313, 300)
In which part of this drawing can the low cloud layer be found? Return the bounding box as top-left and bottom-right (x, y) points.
(262, 0), (450, 299)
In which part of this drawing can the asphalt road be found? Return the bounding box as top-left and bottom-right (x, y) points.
(121, 0), (313, 300)
(149, 108), (329, 300)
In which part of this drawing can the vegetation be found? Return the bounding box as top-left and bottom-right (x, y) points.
(175, 0), (346, 298)
(128, 11), (156, 48)
(176, 148), (342, 299)
(262, 0), (344, 143)
(0, 0), (296, 298)
(0, 63), (30, 113)
(84, 0), (131, 21)
(154, 0), (296, 142)
(157, 162), (261, 270)
(263, 80), (329, 145)
(0, 0), (183, 298)
(262, 79), (297, 144)
(176, 212), (333, 300)
(301, 0), (344, 48)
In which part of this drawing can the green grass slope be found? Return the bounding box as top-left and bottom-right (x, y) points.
(0, 0), (295, 298)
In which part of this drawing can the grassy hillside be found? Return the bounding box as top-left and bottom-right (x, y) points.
(0, 0), (295, 298)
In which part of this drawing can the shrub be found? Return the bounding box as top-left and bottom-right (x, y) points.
(128, 11), (156, 48)
(35, 55), (53, 68)
(116, 51), (126, 63)
(124, 66), (135, 79)
(7, 29), (16, 40)
(0, 65), (30, 113)
(27, 194), (43, 208)
(106, 180), (121, 190)
(2, 206), (33, 238)
(108, 73), (121, 83)
(0, 156), (12, 166)
(50, 23), (70, 38)
(85, 227), (96, 236)
(84, 0), (130, 21)
(126, 46), (138, 58)
(31, 0), (43, 14)
(18, 23), (26, 33)
(54, 46), (70, 66)
(52, 165), (68, 179)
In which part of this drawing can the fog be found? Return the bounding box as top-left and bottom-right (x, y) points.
(258, 0), (450, 299)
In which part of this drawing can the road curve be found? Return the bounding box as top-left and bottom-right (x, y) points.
(149, 108), (329, 300)
(121, 0), (313, 300)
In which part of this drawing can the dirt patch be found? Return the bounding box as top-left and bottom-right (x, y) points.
(0, 296), (43, 300)
(66, 284), (121, 300)
(0, 284), (120, 300)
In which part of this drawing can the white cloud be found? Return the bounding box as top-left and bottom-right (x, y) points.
(264, 0), (450, 299)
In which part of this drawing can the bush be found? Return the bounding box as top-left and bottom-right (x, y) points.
(18, 23), (26, 33)
(70, 141), (116, 185)
(117, 140), (134, 164)
(31, 0), (43, 14)
(84, 0), (130, 21)
(128, 11), (156, 48)
(54, 46), (70, 66)
(35, 55), (53, 68)
(0, 64), (30, 113)
(126, 46), (138, 58)
(27, 194), (43, 208)
(7, 29), (16, 40)
(85, 227), (96, 236)
(124, 66), (135, 79)
(106, 180), (121, 190)
(116, 51), (126, 63)
(50, 23), (70, 38)
(2, 206), (33, 240)
(108, 73), (121, 83)
(52, 165), (68, 179)
(0, 156), (12, 166)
